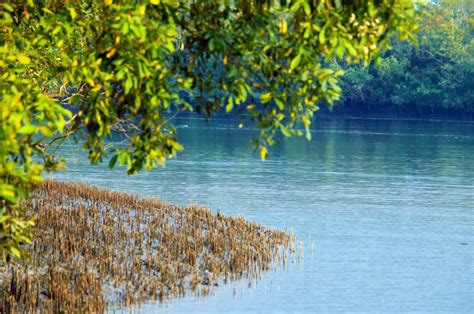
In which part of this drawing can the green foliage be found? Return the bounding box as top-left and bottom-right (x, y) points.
(0, 0), (419, 260)
(338, 0), (473, 115)
(0, 37), (71, 260)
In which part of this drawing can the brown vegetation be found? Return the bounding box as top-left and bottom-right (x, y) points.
(0, 180), (293, 312)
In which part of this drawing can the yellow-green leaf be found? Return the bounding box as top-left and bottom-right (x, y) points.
(260, 146), (267, 160)
(290, 54), (302, 71)
(319, 29), (326, 44)
(68, 7), (77, 20)
(226, 97), (234, 113)
(18, 124), (37, 135)
(3, 3), (14, 12)
(10, 246), (21, 258)
(280, 124), (291, 137)
(260, 92), (272, 103)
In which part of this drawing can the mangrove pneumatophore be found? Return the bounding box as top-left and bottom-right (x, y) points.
(0, 180), (294, 312)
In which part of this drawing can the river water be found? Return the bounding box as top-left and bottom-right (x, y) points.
(50, 115), (474, 313)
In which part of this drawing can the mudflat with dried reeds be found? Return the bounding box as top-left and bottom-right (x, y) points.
(0, 180), (294, 312)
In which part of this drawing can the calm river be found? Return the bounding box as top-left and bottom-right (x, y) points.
(50, 115), (474, 313)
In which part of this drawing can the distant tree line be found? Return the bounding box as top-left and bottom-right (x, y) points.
(334, 0), (473, 119)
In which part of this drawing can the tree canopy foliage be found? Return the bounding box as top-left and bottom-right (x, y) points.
(337, 0), (473, 117)
(0, 0), (419, 260)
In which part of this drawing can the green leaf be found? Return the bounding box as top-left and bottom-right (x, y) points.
(109, 154), (118, 169)
(17, 55), (31, 65)
(226, 97), (234, 113)
(124, 76), (133, 94)
(18, 125), (37, 135)
(290, 54), (302, 71)
(319, 29), (326, 44)
(260, 146), (267, 160)
(163, 0), (179, 8)
(3, 3), (14, 12)
(237, 84), (248, 103)
(303, 2), (311, 16)
(275, 98), (284, 111)
(68, 7), (77, 20)
(260, 92), (272, 103)
(171, 141), (184, 151)
(0, 185), (17, 203)
(10, 246), (21, 259)
(279, 124), (291, 137)
(344, 40), (357, 57)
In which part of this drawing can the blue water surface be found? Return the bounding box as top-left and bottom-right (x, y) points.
(50, 116), (474, 313)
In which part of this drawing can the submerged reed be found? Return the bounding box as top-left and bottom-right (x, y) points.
(0, 180), (293, 312)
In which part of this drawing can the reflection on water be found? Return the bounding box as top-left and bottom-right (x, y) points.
(50, 115), (474, 313)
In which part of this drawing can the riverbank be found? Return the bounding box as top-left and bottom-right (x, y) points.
(0, 180), (293, 312)
(321, 107), (474, 123)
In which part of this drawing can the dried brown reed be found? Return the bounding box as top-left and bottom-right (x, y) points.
(0, 180), (293, 312)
